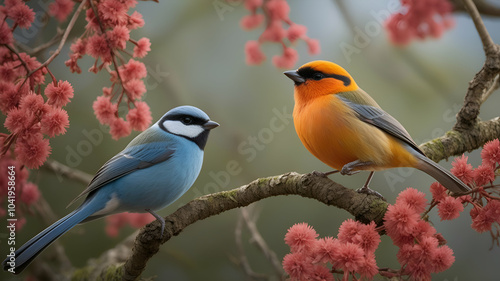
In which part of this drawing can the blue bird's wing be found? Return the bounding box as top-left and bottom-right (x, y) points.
(337, 95), (425, 156)
(67, 143), (174, 207)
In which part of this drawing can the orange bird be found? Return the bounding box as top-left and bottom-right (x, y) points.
(284, 60), (470, 196)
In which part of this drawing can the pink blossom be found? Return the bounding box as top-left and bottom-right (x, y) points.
(384, 203), (420, 238)
(358, 252), (378, 279)
(471, 207), (494, 233)
(437, 196), (464, 221)
(431, 245), (455, 272)
(282, 252), (313, 281)
(396, 187), (428, 214)
(87, 34), (112, 63)
(385, 0), (454, 45)
(124, 79), (146, 99)
(41, 108), (69, 137)
(0, 63), (17, 82)
(128, 11), (144, 30)
(450, 154), (474, 185)
(99, 0), (128, 26)
(0, 82), (20, 113)
(0, 22), (13, 45)
(430, 182), (447, 202)
(126, 101), (152, 131)
(338, 219), (360, 244)
(305, 38), (320, 55)
(110, 117), (131, 140)
(8, 2), (35, 29)
(121, 59), (147, 80)
(244, 0), (263, 11)
(70, 38), (87, 55)
(483, 200), (500, 224)
(240, 14), (265, 30)
(19, 93), (46, 114)
(133, 38), (151, 58)
(413, 220), (436, 240)
(473, 164), (495, 187)
(332, 242), (364, 273)
(65, 53), (82, 74)
(21, 182), (40, 205)
(15, 134), (51, 169)
(266, 0), (290, 21)
(107, 25), (130, 50)
(309, 265), (334, 281)
(244, 41), (266, 65)
(93, 96), (117, 125)
(354, 221), (381, 253)
(481, 139), (500, 166)
(105, 213), (128, 237)
(284, 222), (318, 253)
(261, 20), (286, 42)
(311, 237), (339, 264)
(272, 47), (298, 69)
(49, 0), (75, 22)
(287, 24), (307, 42)
(44, 80), (74, 108)
(4, 108), (32, 134)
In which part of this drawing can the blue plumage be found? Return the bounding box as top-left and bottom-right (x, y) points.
(3, 106), (218, 274)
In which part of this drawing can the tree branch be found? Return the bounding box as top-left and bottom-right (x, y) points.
(452, 0), (500, 18)
(454, 0), (500, 130)
(42, 159), (93, 185)
(115, 172), (387, 280)
(421, 117), (500, 162)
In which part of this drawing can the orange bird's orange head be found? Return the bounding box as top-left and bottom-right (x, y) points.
(284, 60), (359, 103)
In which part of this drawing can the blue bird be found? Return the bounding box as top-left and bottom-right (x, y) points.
(2, 105), (219, 274)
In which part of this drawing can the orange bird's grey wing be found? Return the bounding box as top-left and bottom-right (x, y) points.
(337, 95), (425, 156)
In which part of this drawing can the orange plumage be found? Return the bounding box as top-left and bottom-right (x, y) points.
(285, 60), (470, 195)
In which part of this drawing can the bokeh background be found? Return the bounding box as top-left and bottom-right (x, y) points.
(2, 0), (500, 280)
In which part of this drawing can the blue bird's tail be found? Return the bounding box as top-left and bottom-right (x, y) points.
(2, 198), (102, 274)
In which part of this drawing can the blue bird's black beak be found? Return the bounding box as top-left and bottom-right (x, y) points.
(284, 70), (305, 85)
(203, 121), (219, 130)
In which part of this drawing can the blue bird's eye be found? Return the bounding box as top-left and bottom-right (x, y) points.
(181, 117), (193, 125)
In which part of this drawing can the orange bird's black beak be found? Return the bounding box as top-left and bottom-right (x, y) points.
(284, 70), (305, 85)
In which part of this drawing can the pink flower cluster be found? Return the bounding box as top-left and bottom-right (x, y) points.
(443, 139), (500, 235)
(0, 1), (76, 169)
(105, 212), (155, 237)
(282, 221), (380, 280)
(241, 0), (320, 68)
(0, 151), (40, 230)
(385, 0), (455, 45)
(384, 188), (455, 281)
(65, 0), (152, 139)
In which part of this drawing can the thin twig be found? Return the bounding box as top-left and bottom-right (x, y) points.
(42, 158), (94, 185)
(461, 0), (497, 53)
(15, 27), (64, 56)
(233, 211), (269, 280)
(481, 74), (500, 104)
(241, 207), (285, 279)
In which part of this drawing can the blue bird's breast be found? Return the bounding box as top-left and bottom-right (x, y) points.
(105, 140), (204, 213)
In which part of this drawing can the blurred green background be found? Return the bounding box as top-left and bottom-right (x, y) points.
(2, 0), (500, 280)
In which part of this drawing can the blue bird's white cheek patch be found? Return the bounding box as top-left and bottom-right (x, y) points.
(162, 120), (204, 139)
